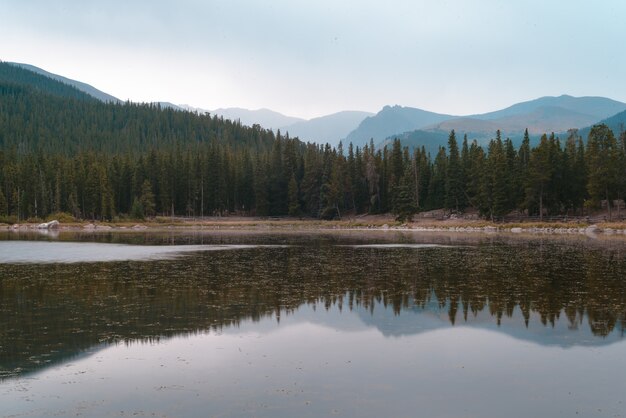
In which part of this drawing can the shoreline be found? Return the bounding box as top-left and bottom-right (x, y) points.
(2, 215), (626, 237)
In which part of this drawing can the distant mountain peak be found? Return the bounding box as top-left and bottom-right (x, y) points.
(280, 110), (373, 146)
(345, 105), (455, 146)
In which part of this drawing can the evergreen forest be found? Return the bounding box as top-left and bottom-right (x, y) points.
(1, 63), (625, 222)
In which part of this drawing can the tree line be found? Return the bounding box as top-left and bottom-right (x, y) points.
(1, 76), (625, 222)
(1, 126), (625, 223)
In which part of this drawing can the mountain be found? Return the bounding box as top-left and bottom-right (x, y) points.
(381, 95), (626, 153)
(578, 109), (626, 140)
(281, 110), (373, 146)
(486, 105), (599, 134)
(380, 130), (450, 156)
(427, 106), (600, 137)
(474, 94), (626, 121)
(8, 62), (187, 110)
(8, 62), (121, 103)
(345, 105), (455, 146)
(184, 107), (371, 146)
(0, 64), (279, 155)
(5, 62), (367, 145)
(178, 104), (210, 114)
(0, 61), (96, 102)
(424, 117), (501, 136)
(211, 107), (304, 129)
(156, 102), (183, 111)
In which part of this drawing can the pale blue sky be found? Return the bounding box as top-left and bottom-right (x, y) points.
(1, 0), (625, 118)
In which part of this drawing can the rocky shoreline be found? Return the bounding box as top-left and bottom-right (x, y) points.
(2, 219), (626, 237)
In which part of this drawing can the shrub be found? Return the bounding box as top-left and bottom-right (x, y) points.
(0, 215), (18, 224)
(45, 212), (77, 223)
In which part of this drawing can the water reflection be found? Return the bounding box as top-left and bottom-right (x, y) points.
(1, 232), (625, 380)
(0, 241), (286, 263)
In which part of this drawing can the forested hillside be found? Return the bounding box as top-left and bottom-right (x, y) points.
(0, 62), (95, 102)
(8, 62), (122, 103)
(1, 63), (625, 222)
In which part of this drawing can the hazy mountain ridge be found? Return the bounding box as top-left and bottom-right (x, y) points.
(8, 62), (186, 111)
(370, 95), (626, 153)
(217, 95), (626, 149)
(9, 62), (121, 103)
(345, 105), (455, 146)
(156, 102), (183, 111)
(5, 62), (626, 149)
(473, 94), (626, 120)
(0, 61), (97, 102)
(199, 108), (374, 146)
(281, 110), (374, 146)
(578, 109), (626, 140)
(211, 107), (304, 129)
(425, 106), (600, 137)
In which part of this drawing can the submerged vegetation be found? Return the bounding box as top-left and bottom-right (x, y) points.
(1, 63), (625, 223)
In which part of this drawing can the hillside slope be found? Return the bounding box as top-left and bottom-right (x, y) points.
(8, 62), (121, 103)
(345, 105), (454, 146)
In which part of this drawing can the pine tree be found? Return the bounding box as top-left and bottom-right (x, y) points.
(300, 144), (323, 217)
(517, 129), (531, 211)
(393, 167), (417, 222)
(586, 124), (620, 219)
(526, 134), (554, 220)
(390, 138), (404, 189)
(427, 147), (447, 210)
(364, 144), (381, 213)
(140, 179), (156, 217)
(0, 188), (7, 217)
(131, 197), (144, 220)
(254, 157), (270, 217)
(287, 174), (301, 217)
(445, 130), (464, 211)
(618, 131), (626, 218)
(413, 146), (430, 210)
(485, 135), (509, 219)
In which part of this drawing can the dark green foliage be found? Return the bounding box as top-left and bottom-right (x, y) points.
(393, 166), (417, 222)
(427, 147), (447, 210)
(130, 198), (144, 220)
(586, 124), (621, 219)
(0, 188), (7, 216)
(486, 134), (510, 219)
(0, 62), (95, 102)
(287, 174), (301, 217)
(140, 180), (156, 217)
(392, 183), (416, 222)
(526, 134), (553, 220)
(445, 130), (464, 211)
(0, 64), (623, 222)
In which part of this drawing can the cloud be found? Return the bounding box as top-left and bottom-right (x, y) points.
(1, 0), (626, 118)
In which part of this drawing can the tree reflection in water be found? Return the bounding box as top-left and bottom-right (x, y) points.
(1, 233), (625, 378)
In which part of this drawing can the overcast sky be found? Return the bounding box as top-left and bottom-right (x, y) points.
(1, 0), (625, 119)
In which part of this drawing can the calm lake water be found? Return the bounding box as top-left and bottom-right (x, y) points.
(1, 230), (625, 417)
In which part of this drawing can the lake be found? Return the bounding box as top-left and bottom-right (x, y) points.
(1, 230), (625, 417)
